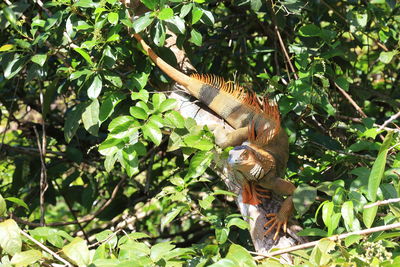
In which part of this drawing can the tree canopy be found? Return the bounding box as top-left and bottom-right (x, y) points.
(0, 0), (399, 266)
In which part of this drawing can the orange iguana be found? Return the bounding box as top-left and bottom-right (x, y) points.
(133, 33), (295, 240)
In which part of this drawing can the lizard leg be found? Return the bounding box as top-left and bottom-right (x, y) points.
(210, 125), (248, 148)
(264, 197), (294, 240)
(263, 178), (296, 240)
(242, 182), (271, 206)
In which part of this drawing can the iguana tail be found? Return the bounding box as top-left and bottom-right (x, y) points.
(133, 34), (201, 98)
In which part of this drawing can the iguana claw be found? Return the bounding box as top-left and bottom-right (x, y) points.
(264, 213), (288, 240)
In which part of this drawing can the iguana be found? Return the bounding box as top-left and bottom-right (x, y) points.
(133, 33), (294, 239)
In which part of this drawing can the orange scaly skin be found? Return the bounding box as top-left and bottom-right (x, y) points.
(133, 33), (294, 240)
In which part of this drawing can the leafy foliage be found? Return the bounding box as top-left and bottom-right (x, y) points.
(0, 0), (399, 266)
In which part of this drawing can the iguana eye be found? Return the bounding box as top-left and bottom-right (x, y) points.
(241, 150), (248, 160)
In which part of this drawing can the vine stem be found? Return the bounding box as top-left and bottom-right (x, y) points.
(250, 222), (400, 260)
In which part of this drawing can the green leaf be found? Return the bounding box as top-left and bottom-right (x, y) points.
(64, 103), (86, 143)
(215, 227), (229, 244)
(379, 51), (397, 64)
(31, 54), (47, 67)
(142, 121), (162, 146)
(297, 228), (327, 237)
(152, 93), (166, 110)
(0, 219), (22, 256)
(341, 201), (354, 230)
(0, 44), (14, 52)
(164, 110), (185, 128)
(131, 73), (149, 91)
(74, 47), (93, 65)
(107, 12), (119, 25)
(165, 16), (186, 34)
(158, 98), (176, 113)
(131, 89), (149, 102)
(4, 54), (26, 79)
(299, 24), (321, 37)
(5, 197), (28, 210)
(293, 184), (317, 216)
(74, 0), (98, 8)
(199, 195), (215, 210)
(150, 242), (175, 262)
(184, 135), (213, 151)
(185, 151), (213, 179)
(200, 9), (214, 25)
(62, 237), (90, 266)
(344, 235), (362, 247)
(191, 6), (203, 24)
(209, 259), (237, 267)
(226, 218), (249, 230)
(3, 7), (17, 29)
(152, 21), (166, 46)
(133, 13), (154, 33)
(140, 0), (157, 10)
(225, 244), (256, 267)
(363, 205), (378, 228)
(367, 131), (393, 202)
(87, 75), (103, 99)
(250, 0), (262, 12)
(161, 207), (183, 231)
(335, 76), (349, 91)
(189, 29), (202, 46)
(0, 194), (6, 216)
(180, 4), (192, 18)
(130, 106), (148, 120)
(158, 7), (174, 20)
(99, 92), (126, 122)
(82, 99), (100, 136)
(10, 250), (42, 267)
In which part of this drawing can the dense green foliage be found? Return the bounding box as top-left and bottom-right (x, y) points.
(0, 0), (399, 266)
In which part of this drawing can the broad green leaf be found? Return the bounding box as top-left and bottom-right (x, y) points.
(10, 250), (42, 267)
(74, 47), (93, 65)
(130, 106), (148, 120)
(0, 219), (22, 256)
(5, 197), (28, 210)
(250, 0), (262, 12)
(200, 9), (214, 25)
(131, 72), (149, 91)
(104, 153), (118, 172)
(74, 0), (98, 8)
(379, 51), (397, 64)
(3, 7), (17, 29)
(161, 207), (183, 231)
(133, 14), (154, 33)
(299, 24), (321, 37)
(322, 201), (333, 228)
(189, 29), (202, 46)
(0, 194), (5, 216)
(131, 89), (149, 102)
(344, 234), (362, 247)
(0, 44), (14, 51)
(152, 93), (166, 110)
(82, 99), (100, 136)
(64, 103), (87, 143)
(150, 242), (175, 262)
(341, 201), (354, 230)
(158, 99), (176, 113)
(191, 6), (203, 24)
(199, 195), (215, 209)
(363, 205), (378, 228)
(335, 76), (349, 91)
(121, 145), (139, 177)
(180, 4), (192, 18)
(209, 259), (237, 267)
(293, 184), (317, 215)
(108, 116), (136, 133)
(226, 218), (249, 230)
(62, 237), (90, 266)
(184, 151), (213, 179)
(367, 131), (393, 202)
(95, 230), (118, 249)
(152, 21), (166, 46)
(4, 54), (26, 79)
(140, 0), (157, 10)
(165, 16), (186, 34)
(99, 92), (126, 122)
(158, 7), (174, 20)
(107, 12), (119, 25)
(225, 244), (256, 267)
(215, 227), (229, 244)
(31, 54), (47, 67)
(87, 75), (103, 99)
(164, 110), (185, 128)
(184, 135), (213, 151)
(142, 121), (162, 145)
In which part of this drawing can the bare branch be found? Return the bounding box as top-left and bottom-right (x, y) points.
(334, 82), (367, 118)
(378, 110), (400, 132)
(364, 198), (400, 209)
(20, 230), (73, 266)
(251, 222), (400, 260)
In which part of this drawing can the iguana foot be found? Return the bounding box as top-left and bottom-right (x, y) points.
(242, 183), (270, 205)
(263, 197), (293, 240)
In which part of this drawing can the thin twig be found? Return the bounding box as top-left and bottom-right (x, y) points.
(378, 110), (400, 131)
(33, 125), (48, 226)
(251, 222), (400, 259)
(334, 82), (367, 118)
(88, 229), (122, 248)
(20, 230), (73, 266)
(364, 198), (400, 209)
(274, 26), (298, 80)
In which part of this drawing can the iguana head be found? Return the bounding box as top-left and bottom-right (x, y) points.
(228, 143), (268, 181)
